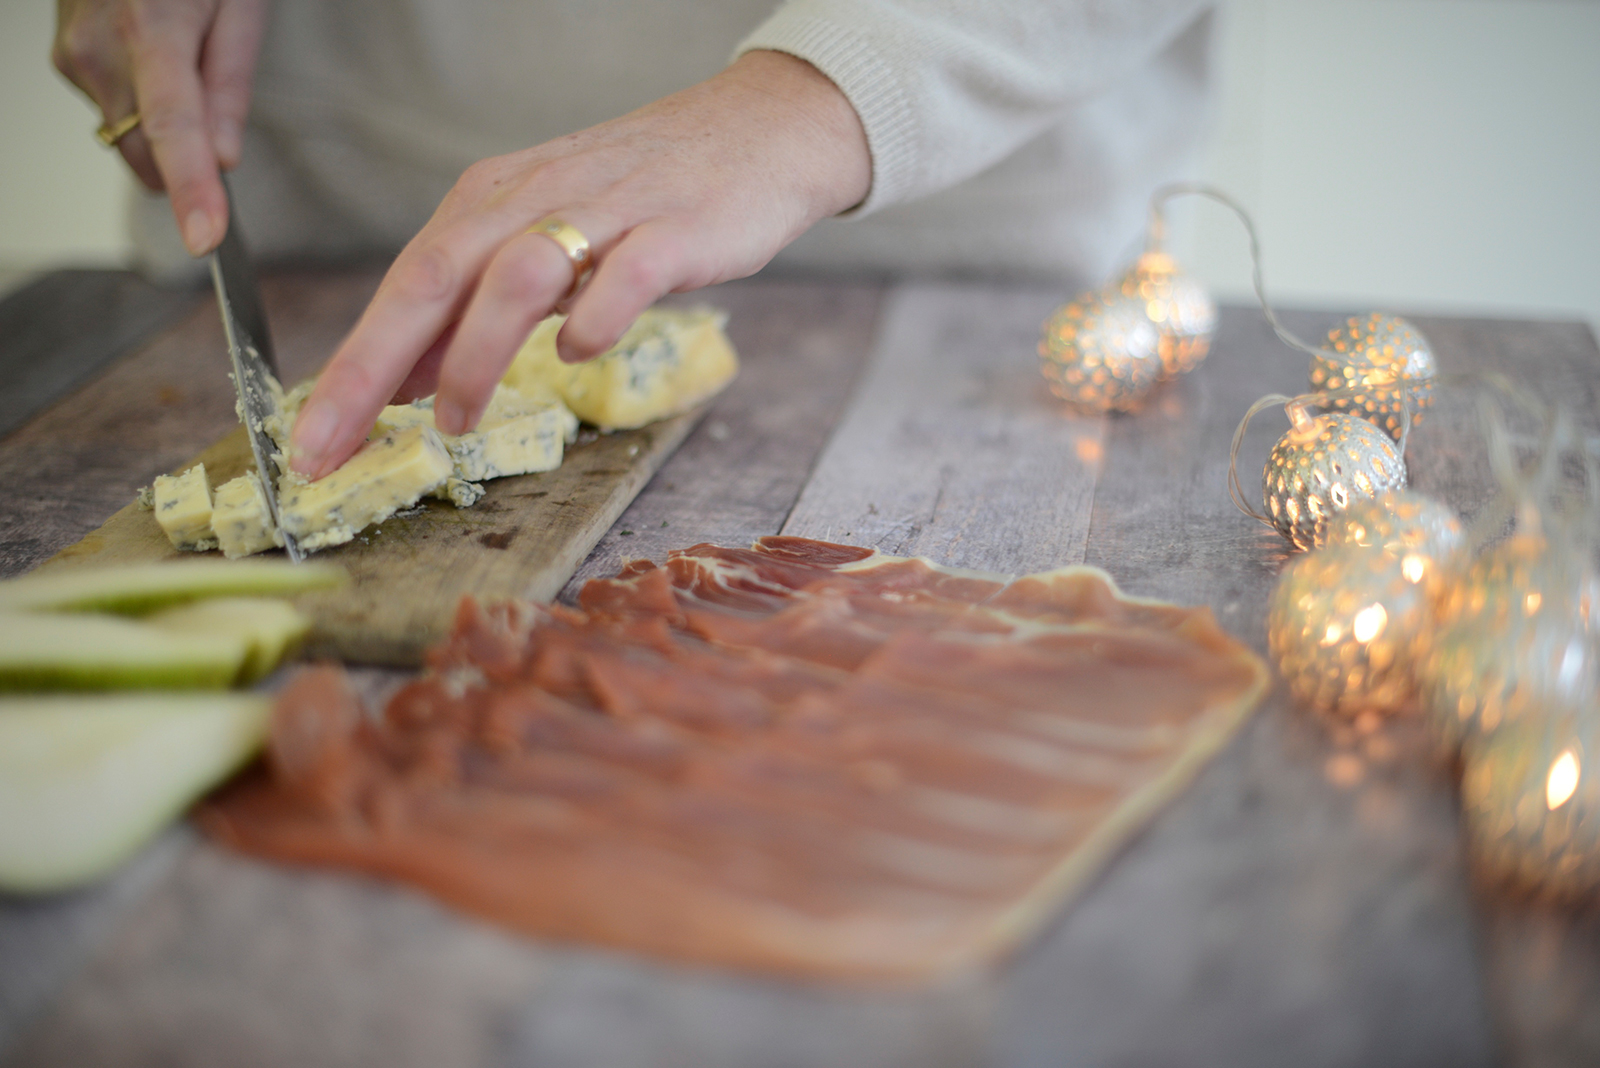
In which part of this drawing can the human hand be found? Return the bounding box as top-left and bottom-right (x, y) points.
(288, 49), (871, 480)
(53, 0), (268, 255)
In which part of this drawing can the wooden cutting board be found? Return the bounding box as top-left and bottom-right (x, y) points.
(38, 411), (703, 666)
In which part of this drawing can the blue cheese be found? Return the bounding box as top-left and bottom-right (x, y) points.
(505, 307), (737, 431)
(210, 472), (284, 559)
(277, 425), (453, 552)
(152, 465), (217, 551)
(435, 477), (486, 508)
(376, 385), (578, 482)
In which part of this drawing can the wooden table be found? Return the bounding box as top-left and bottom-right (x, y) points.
(2, 268), (1598, 1068)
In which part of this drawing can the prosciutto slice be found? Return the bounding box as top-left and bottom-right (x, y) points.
(203, 537), (1267, 981)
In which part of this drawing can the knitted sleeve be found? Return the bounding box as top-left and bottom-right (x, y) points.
(735, 0), (1212, 216)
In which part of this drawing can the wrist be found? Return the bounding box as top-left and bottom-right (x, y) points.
(719, 49), (871, 220)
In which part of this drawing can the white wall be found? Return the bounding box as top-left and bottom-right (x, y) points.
(1173, 0), (1600, 330)
(1, 1), (1597, 331)
(0, 2), (130, 275)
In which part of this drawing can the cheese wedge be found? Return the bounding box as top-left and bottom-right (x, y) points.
(506, 307), (737, 430)
(277, 424), (453, 552)
(376, 385), (578, 482)
(153, 464), (217, 551)
(210, 471), (284, 559)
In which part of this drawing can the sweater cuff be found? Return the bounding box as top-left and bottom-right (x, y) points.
(733, 12), (916, 218)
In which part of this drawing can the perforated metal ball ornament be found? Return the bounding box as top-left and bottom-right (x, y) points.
(1419, 529), (1600, 754)
(1262, 405), (1408, 550)
(1039, 290), (1164, 413)
(1308, 313), (1437, 441)
(1268, 543), (1434, 716)
(1111, 251), (1218, 378)
(1323, 490), (1465, 570)
(1462, 706), (1600, 898)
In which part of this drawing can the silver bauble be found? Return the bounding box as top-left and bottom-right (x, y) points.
(1111, 251), (1218, 378)
(1462, 705), (1600, 898)
(1263, 408), (1408, 550)
(1268, 544), (1434, 716)
(1322, 489), (1466, 570)
(1419, 531), (1600, 753)
(1309, 313), (1437, 441)
(1039, 291), (1164, 413)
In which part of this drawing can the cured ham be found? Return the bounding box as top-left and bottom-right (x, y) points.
(202, 537), (1267, 981)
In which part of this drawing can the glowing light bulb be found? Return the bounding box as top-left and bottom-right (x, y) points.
(1352, 603), (1388, 643)
(1547, 749), (1581, 810)
(1401, 554), (1427, 584)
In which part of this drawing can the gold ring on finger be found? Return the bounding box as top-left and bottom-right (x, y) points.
(526, 215), (594, 300)
(96, 111), (142, 147)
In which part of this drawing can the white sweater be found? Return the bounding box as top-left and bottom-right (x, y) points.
(131, 0), (1215, 286)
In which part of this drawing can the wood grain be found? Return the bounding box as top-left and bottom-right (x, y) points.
(6, 270), (1600, 1068)
(0, 270), (201, 441)
(38, 413), (701, 667)
(782, 281), (1104, 575)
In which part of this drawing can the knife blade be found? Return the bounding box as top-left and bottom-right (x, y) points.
(209, 175), (304, 562)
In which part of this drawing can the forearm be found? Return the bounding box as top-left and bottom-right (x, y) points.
(736, 0), (1215, 215)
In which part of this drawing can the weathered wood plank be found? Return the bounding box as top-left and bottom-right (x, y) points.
(37, 411), (702, 667)
(5, 281), (1599, 1068)
(1407, 314), (1600, 1068)
(780, 281), (1104, 575)
(0, 269), (380, 580)
(0, 270), (202, 442)
(2, 276), (910, 1068)
(559, 279), (883, 598)
(995, 307), (1496, 1067)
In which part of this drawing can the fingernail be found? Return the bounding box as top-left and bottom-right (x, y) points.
(434, 397), (466, 436)
(290, 400), (338, 476)
(183, 209), (216, 255)
(556, 340), (584, 365)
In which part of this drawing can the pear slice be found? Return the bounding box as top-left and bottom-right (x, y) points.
(147, 598), (312, 684)
(0, 559), (344, 616)
(0, 693), (270, 893)
(0, 613), (250, 691)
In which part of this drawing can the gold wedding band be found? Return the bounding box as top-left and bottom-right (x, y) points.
(526, 215), (594, 298)
(95, 111), (142, 147)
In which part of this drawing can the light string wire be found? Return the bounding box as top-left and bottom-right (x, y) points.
(1227, 384), (1413, 529)
(1149, 184), (1595, 548)
(1147, 183), (1346, 366)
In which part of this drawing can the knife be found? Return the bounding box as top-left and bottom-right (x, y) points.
(209, 175), (304, 562)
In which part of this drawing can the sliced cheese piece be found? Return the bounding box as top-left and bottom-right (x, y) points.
(0, 612), (250, 690)
(152, 464), (217, 551)
(211, 471), (284, 559)
(376, 385), (578, 482)
(277, 424), (453, 552)
(506, 306), (737, 431)
(0, 692), (270, 893)
(147, 597), (311, 684)
(0, 559), (345, 615)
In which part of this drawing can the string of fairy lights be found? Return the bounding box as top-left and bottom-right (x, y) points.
(1038, 184), (1600, 898)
